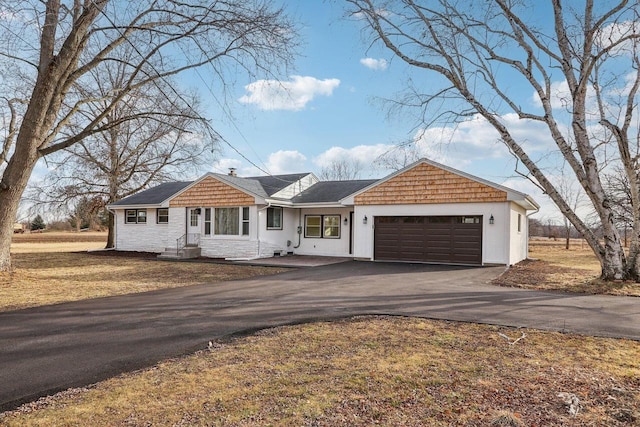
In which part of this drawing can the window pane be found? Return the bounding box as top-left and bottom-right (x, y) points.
(126, 210), (137, 223)
(305, 216), (321, 237)
(323, 215), (340, 238)
(267, 207), (282, 229)
(137, 210), (147, 223)
(204, 208), (211, 236)
(242, 207), (249, 236)
(215, 207), (239, 235)
(157, 208), (169, 224)
(190, 209), (198, 227)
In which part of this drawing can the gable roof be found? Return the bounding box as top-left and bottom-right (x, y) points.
(290, 180), (378, 204)
(109, 181), (193, 207)
(347, 158), (539, 210)
(108, 158), (538, 210)
(208, 173), (269, 199)
(249, 173), (312, 196)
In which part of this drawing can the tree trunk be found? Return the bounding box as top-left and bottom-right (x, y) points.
(0, 154), (39, 271)
(106, 211), (115, 249)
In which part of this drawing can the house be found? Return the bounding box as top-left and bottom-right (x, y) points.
(107, 159), (539, 265)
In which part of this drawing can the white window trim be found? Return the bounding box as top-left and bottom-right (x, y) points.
(304, 214), (341, 239)
(200, 206), (251, 238)
(266, 207), (283, 230)
(157, 208), (169, 224)
(125, 209), (147, 224)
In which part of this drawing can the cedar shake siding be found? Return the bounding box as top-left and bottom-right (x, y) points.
(169, 176), (255, 207)
(354, 163), (507, 205)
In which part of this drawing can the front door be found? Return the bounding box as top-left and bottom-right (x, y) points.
(187, 208), (201, 245)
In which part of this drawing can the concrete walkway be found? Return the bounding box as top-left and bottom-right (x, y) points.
(1, 261), (638, 411)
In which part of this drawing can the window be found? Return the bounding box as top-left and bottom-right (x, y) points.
(305, 215), (341, 239)
(242, 207), (250, 236)
(157, 208), (169, 224)
(266, 207), (283, 230)
(190, 209), (199, 227)
(204, 208), (212, 236)
(323, 215), (340, 238)
(125, 209), (147, 224)
(215, 207), (239, 235)
(518, 214), (522, 232)
(305, 216), (321, 237)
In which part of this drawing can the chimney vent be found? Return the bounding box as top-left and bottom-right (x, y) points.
(228, 168), (237, 176)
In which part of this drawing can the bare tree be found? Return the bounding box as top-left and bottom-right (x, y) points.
(28, 51), (216, 248)
(556, 170), (587, 250)
(604, 167), (635, 246)
(319, 158), (363, 180)
(348, 0), (640, 281)
(373, 140), (421, 172)
(0, 0), (297, 271)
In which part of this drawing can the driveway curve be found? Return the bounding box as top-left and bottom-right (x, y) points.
(1, 261), (639, 411)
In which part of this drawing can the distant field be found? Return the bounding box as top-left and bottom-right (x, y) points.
(10, 231), (108, 253)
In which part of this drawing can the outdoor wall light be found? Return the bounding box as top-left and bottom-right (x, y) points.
(489, 214), (494, 225)
(195, 208), (202, 215)
(363, 215), (368, 224)
(344, 217), (348, 225)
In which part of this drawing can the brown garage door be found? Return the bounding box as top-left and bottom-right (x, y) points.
(374, 216), (482, 265)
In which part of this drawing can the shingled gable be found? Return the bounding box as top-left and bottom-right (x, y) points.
(168, 173), (266, 207)
(350, 158), (539, 209)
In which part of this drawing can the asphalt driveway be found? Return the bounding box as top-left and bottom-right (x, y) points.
(1, 261), (639, 411)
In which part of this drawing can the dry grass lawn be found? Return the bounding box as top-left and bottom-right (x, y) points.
(494, 238), (640, 296)
(1, 316), (638, 426)
(1, 232), (287, 312)
(2, 233), (639, 426)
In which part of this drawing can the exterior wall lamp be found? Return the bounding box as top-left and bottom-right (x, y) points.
(489, 214), (494, 225)
(363, 215), (368, 224)
(344, 217), (348, 225)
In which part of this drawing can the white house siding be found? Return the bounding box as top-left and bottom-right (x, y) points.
(200, 238), (259, 259)
(114, 208), (170, 253)
(293, 207), (353, 257)
(508, 203), (528, 265)
(353, 202), (513, 265)
(256, 206), (298, 257)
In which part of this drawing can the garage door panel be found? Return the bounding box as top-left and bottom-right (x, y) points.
(374, 216), (482, 265)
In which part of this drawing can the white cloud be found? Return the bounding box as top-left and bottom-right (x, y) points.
(596, 21), (639, 55)
(238, 76), (340, 111)
(531, 80), (572, 110)
(265, 150), (307, 174)
(314, 144), (391, 169)
(360, 58), (388, 71)
(212, 158), (243, 175)
(412, 113), (555, 169)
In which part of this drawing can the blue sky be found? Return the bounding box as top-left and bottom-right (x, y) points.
(20, 1), (608, 222)
(196, 1), (558, 218)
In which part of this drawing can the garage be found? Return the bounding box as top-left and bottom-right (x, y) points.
(374, 216), (483, 265)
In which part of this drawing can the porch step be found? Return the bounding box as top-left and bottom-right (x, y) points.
(157, 246), (201, 260)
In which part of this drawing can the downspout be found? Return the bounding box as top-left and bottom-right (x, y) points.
(525, 203), (540, 260)
(293, 209), (302, 248)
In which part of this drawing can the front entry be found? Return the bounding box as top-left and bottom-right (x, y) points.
(187, 208), (201, 245)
